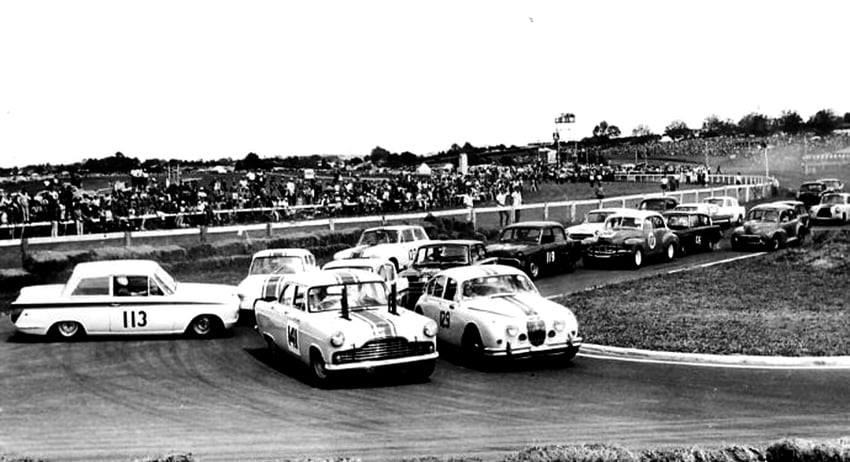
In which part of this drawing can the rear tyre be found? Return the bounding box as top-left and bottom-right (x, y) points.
(188, 315), (219, 338)
(631, 248), (643, 269)
(52, 321), (83, 340)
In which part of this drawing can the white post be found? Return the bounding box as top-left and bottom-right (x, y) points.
(570, 203), (576, 223)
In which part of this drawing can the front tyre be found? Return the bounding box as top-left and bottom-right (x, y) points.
(526, 261), (541, 280)
(309, 350), (332, 387)
(52, 321), (83, 340)
(406, 359), (436, 382)
(461, 326), (486, 363)
(664, 242), (676, 261)
(561, 345), (580, 363)
(631, 247), (643, 269)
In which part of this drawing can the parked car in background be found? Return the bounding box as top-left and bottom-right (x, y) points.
(701, 196), (746, 226)
(565, 207), (631, 248)
(663, 211), (722, 255)
(796, 181), (827, 208)
(413, 265), (581, 361)
(254, 269), (438, 385)
(819, 178), (845, 192)
(485, 221), (580, 279)
(237, 249), (318, 312)
(333, 225), (430, 270)
(322, 257), (408, 303)
(810, 193), (850, 224)
(770, 201), (811, 229)
(10, 260), (239, 339)
(584, 210), (679, 269)
(398, 240), (493, 309)
(731, 203), (805, 251)
(637, 197), (679, 213)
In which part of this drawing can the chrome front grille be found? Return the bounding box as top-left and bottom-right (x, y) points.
(527, 320), (546, 346)
(818, 208), (832, 218)
(332, 337), (434, 364)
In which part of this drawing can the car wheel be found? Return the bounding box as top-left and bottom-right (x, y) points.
(265, 335), (283, 362)
(561, 345), (580, 363)
(664, 242), (675, 261)
(461, 326), (485, 363)
(769, 237), (780, 251)
(797, 227), (806, 245)
(526, 261), (541, 280)
(52, 321), (83, 340)
(583, 256), (597, 269)
(631, 248), (643, 269)
(309, 350), (332, 387)
(188, 315), (218, 338)
(406, 359), (436, 382)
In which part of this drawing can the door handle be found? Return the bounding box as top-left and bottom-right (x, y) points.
(449, 304), (456, 310)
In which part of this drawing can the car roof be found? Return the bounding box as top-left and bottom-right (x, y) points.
(818, 178), (842, 182)
(284, 268), (383, 287)
(609, 209), (664, 219)
(322, 258), (388, 271)
(418, 239), (483, 246)
(503, 221), (564, 228)
(675, 203), (713, 209)
(587, 207), (631, 214)
(641, 196), (678, 202)
(436, 264), (526, 281)
(71, 259), (164, 278)
(363, 225), (425, 232)
(771, 200), (804, 207)
(702, 196), (736, 201)
(750, 203), (793, 211)
(663, 210), (710, 218)
(802, 181), (825, 185)
(253, 248), (313, 258)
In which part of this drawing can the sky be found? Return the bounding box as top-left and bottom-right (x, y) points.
(1, 0), (848, 167)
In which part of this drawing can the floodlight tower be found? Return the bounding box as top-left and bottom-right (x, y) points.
(554, 113), (576, 165)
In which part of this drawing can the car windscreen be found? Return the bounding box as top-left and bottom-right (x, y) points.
(498, 227), (541, 244)
(585, 211), (610, 223)
(322, 265), (374, 273)
(307, 282), (388, 313)
(821, 194), (846, 205)
(665, 214), (691, 229)
(747, 209), (779, 222)
(461, 274), (537, 299)
(639, 200), (665, 211)
(415, 245), (469, 266)
(703, 198), (724, 206)
(153, 268), (176, 295)
(822, 180), (842, 189)
(358, 229), (399, 246)
(249, 256), (304, 275)
(605, 216), (640, 229)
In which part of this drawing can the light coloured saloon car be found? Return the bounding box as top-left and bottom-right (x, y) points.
(254, 269), (439, 385)
(810, 192), (850, 223)
(566, 207), (631, 247)
(322, 257), (408, 302)
(332, 225), (430, 270)
(413, 264), (581, 361)
(237, 249), (319, 312)
(701, 196), (746, 225)
(10, 260), (239, 339)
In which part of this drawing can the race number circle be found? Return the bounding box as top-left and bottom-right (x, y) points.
(648, 234), (657, 249)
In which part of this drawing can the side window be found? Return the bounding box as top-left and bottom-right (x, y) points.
(425, 278), (436, 296)
(473, 245), (486, 261)
(113, 275), (148, 297)
(71, 277), (110, 296)
(293, 286), (306, 311)
(401, 229), (415, 242)
(553, 227), (567, 243)
(279, 283), (296, 306)
(541, 227), (555, 244)
(149, 278), (164, 296)
(432, 276), (446, 299)
(653, 216), (665, 229)
(414, 228), (428, 240)
(780, 211), (790, 222)
(378, 263), (396, 282)
(444, 278), (457, 301)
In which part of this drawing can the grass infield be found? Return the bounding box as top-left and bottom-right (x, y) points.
(558, 230), (850, 357)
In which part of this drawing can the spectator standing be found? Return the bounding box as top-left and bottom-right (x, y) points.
(511, 188), (523, 223)
(496, 189), (509, 227)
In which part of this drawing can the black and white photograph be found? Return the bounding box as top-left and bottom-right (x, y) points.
(1, 1), (849, 461)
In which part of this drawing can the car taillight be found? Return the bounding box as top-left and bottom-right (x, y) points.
(10, 309), (23, 324)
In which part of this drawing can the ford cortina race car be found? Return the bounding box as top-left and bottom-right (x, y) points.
(398, 240), (493, 309)
(485, 221), (580, 279)
(10, 260), (239, 339)
(810, 192), (850, 224)
(254, 269), (439, 385)
(413, 265), (581, 361)
(584, 210), (679, 269)
(332, 225), (430, 270)
(237, 249), (319, 311)
(730, 203), (805, 251)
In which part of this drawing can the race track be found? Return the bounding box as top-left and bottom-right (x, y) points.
(1, 226), (848, 461)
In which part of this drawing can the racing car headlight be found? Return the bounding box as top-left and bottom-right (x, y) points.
(553, 320), (566, 332)
(506, 325), (519, 337)
(330, 331), (345, 347)
(423, 321), (438, 337)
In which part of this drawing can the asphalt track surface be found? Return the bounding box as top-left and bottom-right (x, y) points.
(1, 226), (849, 461)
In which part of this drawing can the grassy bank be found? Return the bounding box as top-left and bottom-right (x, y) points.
(559, 230), (850, 356)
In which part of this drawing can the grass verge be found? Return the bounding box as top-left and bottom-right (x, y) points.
(557, 230), (850, 356)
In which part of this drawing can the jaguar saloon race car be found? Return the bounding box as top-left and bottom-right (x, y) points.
(332, 225), (430, 270)
(254, 269), (439, 385)
(584, 210), (679, 269)
(565, 207), (631, 248)
(412, 265), (581, 361)
(237, 249), (319, 311)
(10, 260), (240, 339)
(730, 203), (805, 251)
(485, 221), (580, 279)
(810, 192), (850, 224)
(663, 211), (722, 255)
(398, 240), (494, 309)
(322, 257), (408, 302)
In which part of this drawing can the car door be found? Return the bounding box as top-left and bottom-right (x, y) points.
(109, 275), (173, 333)
(283, 285), (306, 358)
(539, 227), (558, 268)
(439, 277), (463, 343)
(67, 276), (113, 334)
(643, 218), (660, 255)
(418, 276), (446, 337)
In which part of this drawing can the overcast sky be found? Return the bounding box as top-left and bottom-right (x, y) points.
(1, 0), (848, 167)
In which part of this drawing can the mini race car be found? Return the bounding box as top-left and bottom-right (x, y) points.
(10, 260), (239, 339)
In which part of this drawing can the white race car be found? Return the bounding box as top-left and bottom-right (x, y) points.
(321, 258), (408, 302)
(254, 269), (439, 385)
(810, 192), (850, 223)
(333, 225), (430, 270)
(701, 196), (746, 225)
(566, 207), (631, 246)
(413, 264), (581, 361)
(10, 260), (239, 339)
(237, 249), (319, 311)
